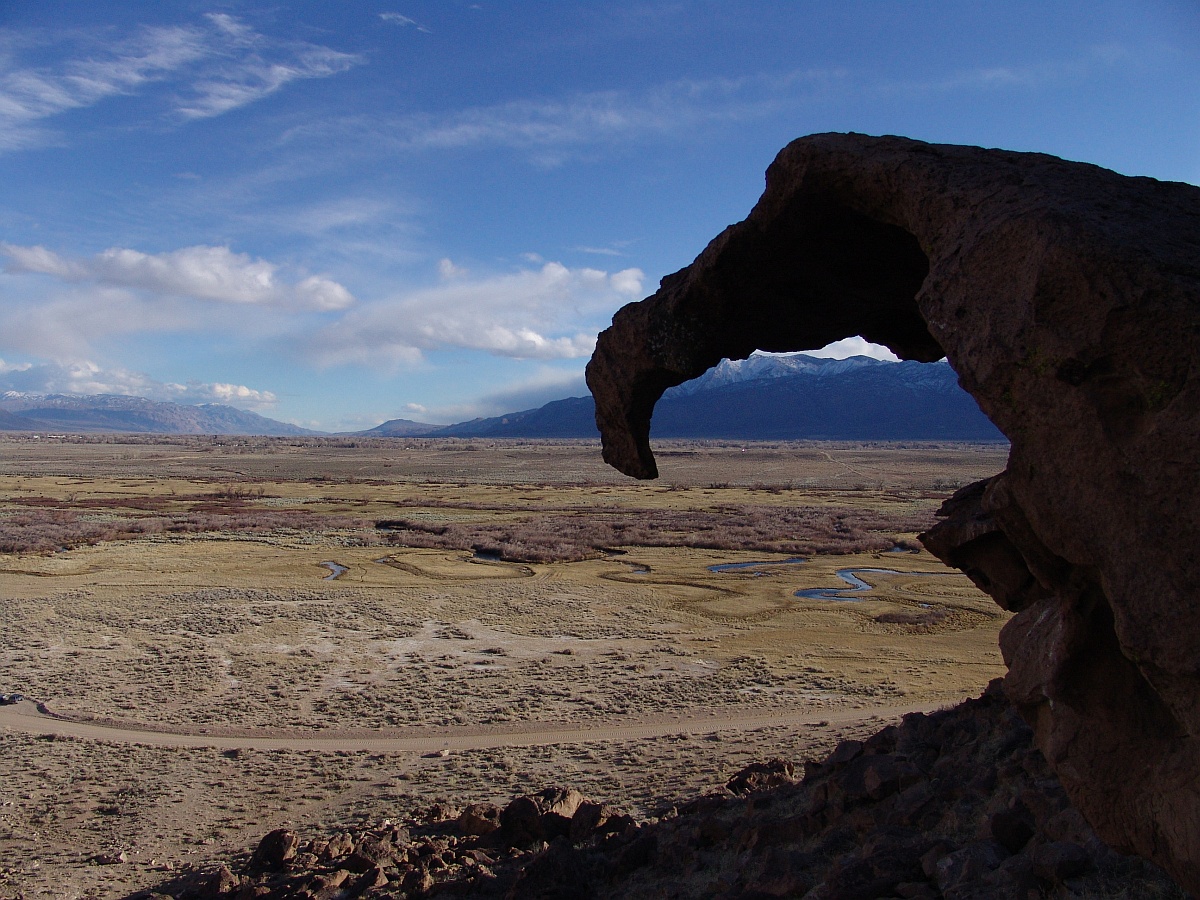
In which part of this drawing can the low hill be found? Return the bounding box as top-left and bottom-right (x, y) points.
(431, 397), (599, 439)
(362, 417), (440, 437)
(0, 408), (49, 431)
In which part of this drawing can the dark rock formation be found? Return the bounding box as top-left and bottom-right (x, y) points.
(133, 683), (1182, 899)
(585, 133), (1200, 890)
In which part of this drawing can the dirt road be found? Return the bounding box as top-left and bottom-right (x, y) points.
(0, 698), (937, 753)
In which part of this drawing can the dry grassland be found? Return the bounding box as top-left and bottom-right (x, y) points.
(0, 435), (1010, 898)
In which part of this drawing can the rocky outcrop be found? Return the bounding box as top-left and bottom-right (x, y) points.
(585, 133), (1200, 890)
(134, 683), (1182, 899)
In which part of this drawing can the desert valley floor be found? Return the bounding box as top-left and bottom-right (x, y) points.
(0, 436), (1011, 898)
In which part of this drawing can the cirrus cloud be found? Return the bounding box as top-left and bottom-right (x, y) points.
(0, 13), (362, 151)
(379, 12), (433, 34)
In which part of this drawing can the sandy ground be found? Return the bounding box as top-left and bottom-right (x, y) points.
(0, 438), (1010, 899)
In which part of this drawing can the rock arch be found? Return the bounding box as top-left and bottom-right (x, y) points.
(585, 133), (1200, 890)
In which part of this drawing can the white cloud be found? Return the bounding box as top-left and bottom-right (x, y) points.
(311, 261), (644, 368)
(178, 42), (361, 120)
(203, 382), (278, 405)
(2, 243), (353, 310)
(0, 25), (208, 149)
(0, 359), (155, 396)
(326, 69), (846, 158)
(416, 367), (589, 424)
(610, 267), (645, 297)
(0, 359), (277, 408)
(0, 284), (192, 360)
(273, 68), (846, 165)
(204, 13), (256, 45)
(273, 41), (1138, 168)
(0, 14), (361, 149)
(880, 44), (1133, 99)
(438, 258), (467, 279)
(379, 13), (432, 33)
(277, 197), (394, 236)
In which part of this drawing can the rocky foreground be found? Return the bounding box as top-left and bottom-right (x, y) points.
(135, 682), (1184, 900)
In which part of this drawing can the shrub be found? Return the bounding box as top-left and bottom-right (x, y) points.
(378, 504), (932, 563)
(0, 503), (366, 554)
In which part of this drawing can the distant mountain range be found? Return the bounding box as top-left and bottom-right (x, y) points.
(0, 392), (316, 436)
(364, 355), (1005, 442)
(0, 356), (1006, 441)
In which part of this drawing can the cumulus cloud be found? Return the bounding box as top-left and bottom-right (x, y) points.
(200, 382), (278, 405)
(0, 359), (277, 408)
(610, 267), (645, 297)
(0, 14), (361, 149)
(0, 359), (158, 396)
(1, 243), (353, 310)
(312, 261), (644, 368)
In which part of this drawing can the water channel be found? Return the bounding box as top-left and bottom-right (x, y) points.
(705, 556), (955, 602)
(319, 561), (348, 580)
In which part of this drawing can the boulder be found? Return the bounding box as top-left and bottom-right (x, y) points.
(458, 802), (502, 836)
(1030, 840), (1090, 882)
(252, 829), (299, 870)
(318, 831), (354, 862)
(498, 795), (546, 847)
(725, 758), (797, 795)
(585, 132), (1200, 891)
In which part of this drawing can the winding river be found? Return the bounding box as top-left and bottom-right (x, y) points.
(705, 556), (957, 602)
(793, 567), (956, 601)
(707, 557), (808, 575)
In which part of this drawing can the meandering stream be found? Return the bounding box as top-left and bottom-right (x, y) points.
(705, 556), (956, 602)
(319, 561), (348, 580)
(707, 557), (808, 574)
(794, 567), (958, 601)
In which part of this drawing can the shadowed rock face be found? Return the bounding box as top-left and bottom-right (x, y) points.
(585, 133), (1200, 891)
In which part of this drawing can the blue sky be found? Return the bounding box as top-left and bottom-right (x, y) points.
(0, 1), (1196, 431)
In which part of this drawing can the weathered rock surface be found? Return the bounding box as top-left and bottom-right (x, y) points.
(584, 133), (1200, 891)
(132, 683), (1182, 899)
